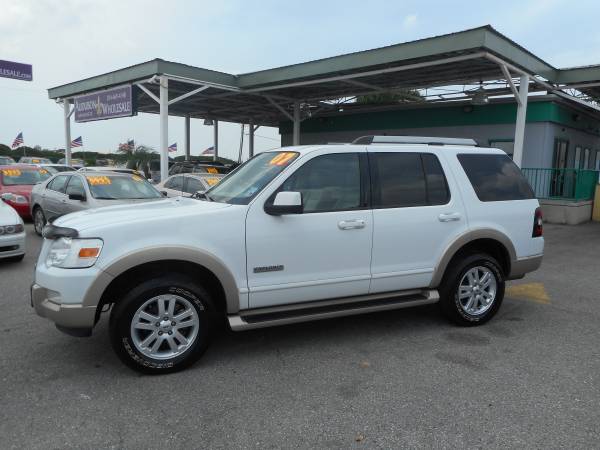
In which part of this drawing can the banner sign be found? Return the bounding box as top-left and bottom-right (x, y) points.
(0, 60), (33, 81)
(74, 85), (136, 123)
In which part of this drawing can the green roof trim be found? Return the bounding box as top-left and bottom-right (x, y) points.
(279, 101), (600, 136)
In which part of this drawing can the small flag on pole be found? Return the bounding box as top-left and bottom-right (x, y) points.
(168, 142), (177, 153)
(71, 136), (83, 147)
(202, 146), (215, 155)
(11, 132), (23, 149)
(127, 139), (135, 150)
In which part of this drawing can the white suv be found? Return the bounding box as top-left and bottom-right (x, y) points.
(32, 136), (544, 373)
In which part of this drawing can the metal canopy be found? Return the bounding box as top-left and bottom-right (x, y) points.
(48, 25), (600, 178)
(48, 25), (600, 127)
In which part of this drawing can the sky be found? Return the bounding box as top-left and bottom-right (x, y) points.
(1, 0), (600, 161)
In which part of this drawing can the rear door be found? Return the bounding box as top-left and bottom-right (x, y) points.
(368, 149), (468, 292)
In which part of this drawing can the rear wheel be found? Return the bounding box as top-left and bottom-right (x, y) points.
(439, 253), (505, 326)
(109, 274), (215, 374)
(33, 207), (46, 236)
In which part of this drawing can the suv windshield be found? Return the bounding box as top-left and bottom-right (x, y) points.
(85, 174), (162, 200)
(1, 168), (52, 185)
(206, 151), (299, 204)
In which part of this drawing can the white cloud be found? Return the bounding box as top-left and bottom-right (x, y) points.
(402, 14), (418, 30)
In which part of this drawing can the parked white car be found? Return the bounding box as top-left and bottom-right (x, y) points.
(156, 173), (225, 197)
(31, 136), (543, 373)
(0, 199), (25, 262)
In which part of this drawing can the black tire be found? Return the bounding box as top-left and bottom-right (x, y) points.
(438, 253), (505, 326)
(109, 274), (216, 374)
(33, 207), (46, 236)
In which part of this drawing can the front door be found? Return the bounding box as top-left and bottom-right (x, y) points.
(43, 174), (71, 219)
(245, 150), (373, 309)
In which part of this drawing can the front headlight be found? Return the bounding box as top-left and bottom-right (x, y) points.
(0, 224), (24, 235)
(2, 193), (28, 204)
(46, 237), (103, 269)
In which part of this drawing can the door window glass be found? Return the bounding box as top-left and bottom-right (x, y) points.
(371, 153), (426, 208)
(280, 153), (361, 213)
(183, 177), (203, 194)
(165, 176), (184, 190)
(66, 176), (85, 196)
(422, 154), (450, 205)
(48, 175), (70, 194)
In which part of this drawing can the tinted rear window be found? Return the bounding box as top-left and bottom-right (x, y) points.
(457, 154), (534, 202)
(370, 153), (450, 208)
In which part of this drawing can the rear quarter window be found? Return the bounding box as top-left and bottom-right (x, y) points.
(457, 154), (534, 202)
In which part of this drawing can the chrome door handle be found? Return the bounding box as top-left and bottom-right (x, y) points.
(338, 219), (366, 230)
(438, 212), (461, 222)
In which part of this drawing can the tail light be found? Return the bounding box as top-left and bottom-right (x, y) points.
(532, 207), (543, 237)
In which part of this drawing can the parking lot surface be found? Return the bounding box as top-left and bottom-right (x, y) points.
(1, 223), (599, 449)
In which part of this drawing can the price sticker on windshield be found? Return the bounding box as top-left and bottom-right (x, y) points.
(86, 176), (112, 186)
(32, 159), (40, 163)
(206, 167), (218, 174)
(205, 177), (221, 186)
(2, 169), (21, 177)
(131, 175), (143, 182)
(39, 169), (48, 174)
(269, 152), (296, 166)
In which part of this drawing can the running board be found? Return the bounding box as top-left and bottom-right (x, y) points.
(228, 289), (439, 331)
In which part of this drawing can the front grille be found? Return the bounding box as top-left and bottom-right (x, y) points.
(0, 245), (19, 253)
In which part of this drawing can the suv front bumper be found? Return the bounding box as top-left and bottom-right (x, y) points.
(31, 284), (97, 336)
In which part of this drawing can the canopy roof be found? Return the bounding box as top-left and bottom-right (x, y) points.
(48, 25), (600, 127)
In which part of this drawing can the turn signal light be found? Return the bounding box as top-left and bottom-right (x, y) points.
(532, 207), (543, 237)
(78, 247), (100, 258)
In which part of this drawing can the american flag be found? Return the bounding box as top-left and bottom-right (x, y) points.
(127, 139), (134, 149)
(202, 146), (215, 155)
(11, 132), (23, 149)
(168, 142), (177, 153)
(71, 136), (83, 147)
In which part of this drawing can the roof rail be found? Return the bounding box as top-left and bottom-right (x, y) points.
(352, 135), (478, 146)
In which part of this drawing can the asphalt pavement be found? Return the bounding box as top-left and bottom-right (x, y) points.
(1, 223), (599, 449)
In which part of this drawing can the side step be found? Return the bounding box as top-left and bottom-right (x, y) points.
(228, 289), (439, 331)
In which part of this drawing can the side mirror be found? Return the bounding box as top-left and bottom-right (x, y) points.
(68, 192), (86, 201)
(264, 191), (303, 216)
(161, 191), (168, 197)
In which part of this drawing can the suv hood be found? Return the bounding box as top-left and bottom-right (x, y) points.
(54, 197), (231, 231)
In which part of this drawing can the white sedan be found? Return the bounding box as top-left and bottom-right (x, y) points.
(156, 173), (224, 197)
(0, 198), (26, 262)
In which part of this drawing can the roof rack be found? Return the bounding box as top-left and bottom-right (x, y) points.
(352, 135), (477, 146)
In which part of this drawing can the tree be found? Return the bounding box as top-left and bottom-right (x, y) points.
(356, 89), (423, 104)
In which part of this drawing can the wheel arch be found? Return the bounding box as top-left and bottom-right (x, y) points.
(83, 246), (241, 323)
(430, 229), (516, 288)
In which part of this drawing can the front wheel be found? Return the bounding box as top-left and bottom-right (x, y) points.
(439, 253), (505, 326)
(109, 274), (215, 374)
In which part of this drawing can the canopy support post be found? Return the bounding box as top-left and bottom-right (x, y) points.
(513, 75), (529, 168)
(293, 102), (300, 145)
(159, 76), (169, 182)
(63, 100), (72, 166)
(213, 120), (219, 162)
(249, 118), (255, 158)
(184, 115), (191, 161)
